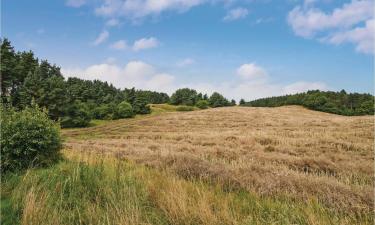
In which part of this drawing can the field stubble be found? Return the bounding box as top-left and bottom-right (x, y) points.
(63, 106), (374, 215)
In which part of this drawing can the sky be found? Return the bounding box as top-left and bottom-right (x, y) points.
(2, 0), (374, 101)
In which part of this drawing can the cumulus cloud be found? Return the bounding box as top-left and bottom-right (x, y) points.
(66, 0), (86, 7)
(92, 30), (109, 46)
(223, 7), (249, 22)
(282, 81), (328, 94)
(132, 37), (160, 51)
(62, 61), (175, 92)
(323, 19), (374, 54)
(110, 40), (128, 50)
(287, 0), (374, 54)
(62, 60), (328, 101)
(94, 0), (206, 21)
(106, 18), (120, 26)
(236, 63), (267, 80)
(176, 58), (195, 67)
(110, 37), (160, 51)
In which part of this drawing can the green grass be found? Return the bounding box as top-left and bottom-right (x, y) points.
(1, 152), (371, 225)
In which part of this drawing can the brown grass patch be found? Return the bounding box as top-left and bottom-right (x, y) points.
(63, 106), (374, 214)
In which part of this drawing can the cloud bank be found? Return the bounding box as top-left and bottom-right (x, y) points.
(287, 0), (374, 54)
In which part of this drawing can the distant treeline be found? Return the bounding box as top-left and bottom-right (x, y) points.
(0, 38), (233, 128)
(241, 90), (374, 116)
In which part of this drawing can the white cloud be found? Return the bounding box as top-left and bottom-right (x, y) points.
(110, 40), (128, 50)
(176, 58), (195, 67)
(62, 60), (328, 101)
(282, 81), (328, 94)
(236, 63), (267, 80)
(287, 0), (374, 54)
(62, 61), (175, 92)
(106, 18), (120, 26)
(323, 19), (374, 54)
(66, 0), (86, 7)
(92, 30), (109, 46)
(223, 7), (249, 22)
(132, 37), (160, 51)
(95, 0), (206, 21)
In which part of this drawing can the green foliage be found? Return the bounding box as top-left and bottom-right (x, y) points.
(0, 39), (170, 127)
(0, 105), (62, 173)
(243, 90), (374, 116)
(176, 105), (196, 111)
(239, 99), (245, 105)
(115, 101), (134, 119)
(132, 96), (151, 114)
(209, 92), (230, 108)
(170, 88), (198, 106)
(196, 100), (209, 109)
(60, 101), (91, 128)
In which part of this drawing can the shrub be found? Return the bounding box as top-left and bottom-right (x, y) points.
(176, 105), (195, 111)
(115, 101), (134, 119)
(1, 106), (62, 173)
(132, 97), (151, 114)
(196, 100), (209, 109)
(60, 101), (91, 128)
(209, 92), (230, 108)
(170, 88), (198, 106)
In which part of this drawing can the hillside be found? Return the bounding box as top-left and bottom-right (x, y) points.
(63, 106), (373, 219)
(3, 106), (373, 225)
(242, 90), (374, 116)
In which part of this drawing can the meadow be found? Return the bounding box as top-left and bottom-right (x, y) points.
(2, 105), (374, 224)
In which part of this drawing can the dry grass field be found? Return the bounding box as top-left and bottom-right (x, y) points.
(63, 105), (374, 217)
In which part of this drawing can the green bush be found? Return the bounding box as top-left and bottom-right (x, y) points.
(115, 101), (134, 119)
(176, 105), (195, 111)
(60, 101), (91, 128)
(1, 106), (62, 173)
(196, 100), (209, 109)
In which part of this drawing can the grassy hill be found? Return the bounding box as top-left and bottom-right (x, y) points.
(2, 105), (373, 225)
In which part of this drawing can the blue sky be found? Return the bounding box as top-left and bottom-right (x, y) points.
(2, 0), (374, 100)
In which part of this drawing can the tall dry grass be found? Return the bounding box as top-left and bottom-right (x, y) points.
(63, 106), (374, 216)
(2, 152), (371, 225)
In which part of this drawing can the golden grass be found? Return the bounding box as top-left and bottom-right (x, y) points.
(62, 105), (374, 216)
(3, 152), (372, 225)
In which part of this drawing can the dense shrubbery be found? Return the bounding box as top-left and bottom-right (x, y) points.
(60, 101), (91, 128)
(209, 92), (231, 108)
(170, 89), (231, 108)
(196, 100), (209, 109)
(1, 105), (62, 172)
(243, 90), (374, 116)
(170, 88), (199, 106)
(115, 101), (134, 119)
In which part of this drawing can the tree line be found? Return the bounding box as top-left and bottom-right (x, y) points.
(241, 90), (374, 116)
(0, 39), (234, 128)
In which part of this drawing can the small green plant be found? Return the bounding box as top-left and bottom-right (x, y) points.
(196, 100), (209, 109)
(1, 105), (62, 173)
(176, 105), (195, 111)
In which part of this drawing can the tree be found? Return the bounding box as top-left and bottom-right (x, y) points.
(133, 96), (151, 114)
(60, 101), (91, 128)
(230, 99), (236, 106)
(1, 105), (62, 172)
(239, 99), (245, 105)
(209, 92), (230, 108)
(115, 101), (134, 119)
(170, 88), (198, 106)
(196, 100), (209, 109)
(0, 38), (17, 103)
